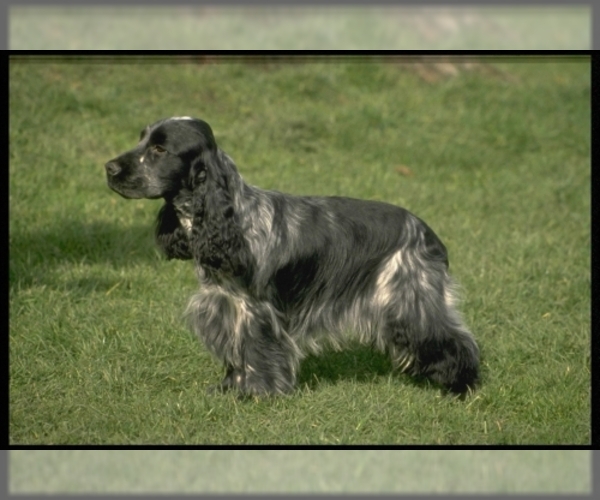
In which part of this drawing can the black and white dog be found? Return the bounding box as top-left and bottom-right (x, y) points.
(105, 117), (479, 396)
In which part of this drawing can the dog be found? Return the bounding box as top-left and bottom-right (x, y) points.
(105, 117), (479, 396)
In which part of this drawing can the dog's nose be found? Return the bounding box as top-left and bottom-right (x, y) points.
(105, 161), (121, 176)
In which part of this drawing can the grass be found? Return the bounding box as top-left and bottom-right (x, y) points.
(9, 56), (590, 445)
(9, 450), (591, 493)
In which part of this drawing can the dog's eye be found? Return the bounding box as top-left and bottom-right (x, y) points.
(152, 145), (167, 154)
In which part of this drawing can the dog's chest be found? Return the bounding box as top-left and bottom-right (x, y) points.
(173, 194), (193, 237)
(178, 215), (193, 236)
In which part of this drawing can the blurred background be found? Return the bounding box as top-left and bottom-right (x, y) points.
(9, 6), (590, 50)
(10, 450), (591, 493)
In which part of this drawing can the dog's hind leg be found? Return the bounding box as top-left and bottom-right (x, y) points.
(379, 253), (479, 393)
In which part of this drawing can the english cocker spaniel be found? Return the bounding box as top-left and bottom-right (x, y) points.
(105, 117), (479, 396)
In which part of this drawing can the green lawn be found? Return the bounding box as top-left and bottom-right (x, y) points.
(10, 450), (591, 493)
(9, 57), (590, 444)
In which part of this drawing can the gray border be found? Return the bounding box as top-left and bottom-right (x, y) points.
(3, 1), (597, 50)
(5, 451), (595, 497)
(3, 0), (596, 3)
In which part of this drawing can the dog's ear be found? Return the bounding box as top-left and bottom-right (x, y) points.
(191, 149), (252, 279)
(155, 203), (193, 260)
(189, 153), (207, 190)
(186, 118), (217, 190)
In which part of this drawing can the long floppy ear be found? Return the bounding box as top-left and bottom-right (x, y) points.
(191, 149), (252, 279)
(155, 202), (193, 260)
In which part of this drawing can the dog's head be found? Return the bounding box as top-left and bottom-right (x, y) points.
(105, 116), (216, 201)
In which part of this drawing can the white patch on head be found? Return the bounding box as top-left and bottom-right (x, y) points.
(140, 155), (145, 164)
(170, 116), (194, 121)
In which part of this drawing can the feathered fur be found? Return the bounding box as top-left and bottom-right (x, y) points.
(105, 117), (479, 395)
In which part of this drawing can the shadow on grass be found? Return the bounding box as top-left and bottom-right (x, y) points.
(9, 218), (163, 291)
(11, 216), (481, 398)
(297, 341), (485, 396)
(297, 342), (436, 393)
